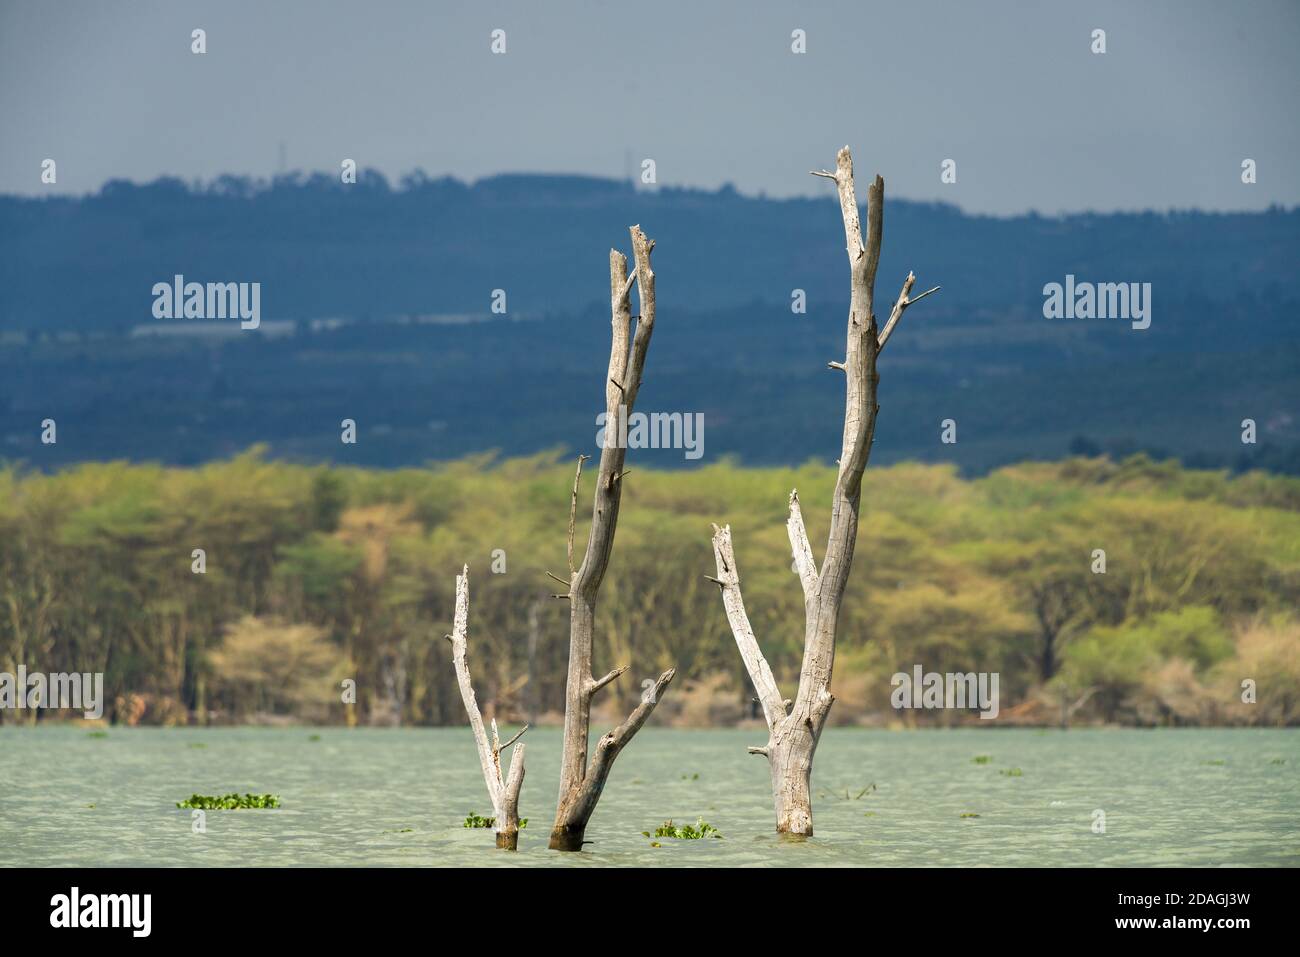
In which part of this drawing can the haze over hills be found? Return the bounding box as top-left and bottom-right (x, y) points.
(1, 172), (1297, 473)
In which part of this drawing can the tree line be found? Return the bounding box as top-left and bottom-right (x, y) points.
(1, 450), (1297, 729)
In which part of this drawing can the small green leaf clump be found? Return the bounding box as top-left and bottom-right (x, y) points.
(960, 812), (981, 818)
(972, 755), (992, 764)
(999, 767), (1023, 777)
(647, 819), (722, 840)
(463, 814), (527, 829)
(177, 793), (281, 810)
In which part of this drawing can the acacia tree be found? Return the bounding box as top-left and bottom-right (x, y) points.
(549, 225), (676, 851)
(446, 566), (527, 849)
(708, 147), (939, 836)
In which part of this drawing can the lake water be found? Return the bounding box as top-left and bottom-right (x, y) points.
(1, 726), (1295, 867)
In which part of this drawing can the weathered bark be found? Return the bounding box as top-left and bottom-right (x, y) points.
(550, 225), (676, 851)
(710, 147), (939, 837)
(446, 566), (527, 850)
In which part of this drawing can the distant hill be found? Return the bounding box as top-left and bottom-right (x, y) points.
(0, 172), (1296, 473)
(3, 171), (1300, 327)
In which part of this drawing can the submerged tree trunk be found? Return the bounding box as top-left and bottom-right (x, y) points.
(446, 567), (527, 849)
(550, 225), (676, 851)
(710, 147), (939, 837)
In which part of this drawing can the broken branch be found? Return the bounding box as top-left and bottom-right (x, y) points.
(877, 272), (940, 352)
(787, 489), (819, 602)
(710, 523), (785, 729)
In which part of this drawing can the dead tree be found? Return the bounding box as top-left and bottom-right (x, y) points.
(549, 225), (676, 851)
(446, 566), (527, 849)
(709, 147), (939, 837)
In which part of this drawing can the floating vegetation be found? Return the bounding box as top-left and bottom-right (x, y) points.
(863, 811), (878, 817)
(999, 768), (1023, 777)
(972, 755), (992, 764)
(1270, 758), (1286, 765)
(960, 812), (981, 819)
(681, 773), (699, 781)
(176, 793), (281, 810)
(644, 819), (722, 840)
(87, 731), (108, 739)
(1204, 759), (1226, 766)
(463, 814), (527, 829)
(186, 742), (207, 749)
(308, 734), (321, 742)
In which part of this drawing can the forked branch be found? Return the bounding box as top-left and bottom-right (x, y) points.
(551, 225), (675, 851)
(710, 146), (940, 837)
(447, 566), (527, 849)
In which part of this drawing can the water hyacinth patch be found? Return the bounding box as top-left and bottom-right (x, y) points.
(463, 814), (527, 829)
(176, 793), (280, 810)
(644, 819), (722, 840)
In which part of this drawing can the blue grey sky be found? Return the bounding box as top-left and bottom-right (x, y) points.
(2, 0), (1297, 214)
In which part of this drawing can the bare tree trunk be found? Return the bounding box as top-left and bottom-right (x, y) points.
(710, 147), (939, 837)
(446, 567), (527, 849)
(549, 225), (676, 851)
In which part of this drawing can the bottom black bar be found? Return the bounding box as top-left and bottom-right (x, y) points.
(0, 866), (1283, 943)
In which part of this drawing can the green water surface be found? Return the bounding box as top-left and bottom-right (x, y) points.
(1, 727), (1295, 866)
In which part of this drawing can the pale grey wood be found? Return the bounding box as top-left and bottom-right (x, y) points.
(710, 522), (786, 730)
(711, 147), (939, 837)
(877, 272), (941, 352)
(550, 226), (675, 851)
(786, 489), (818, 603)
(446, 566), (527, 849)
